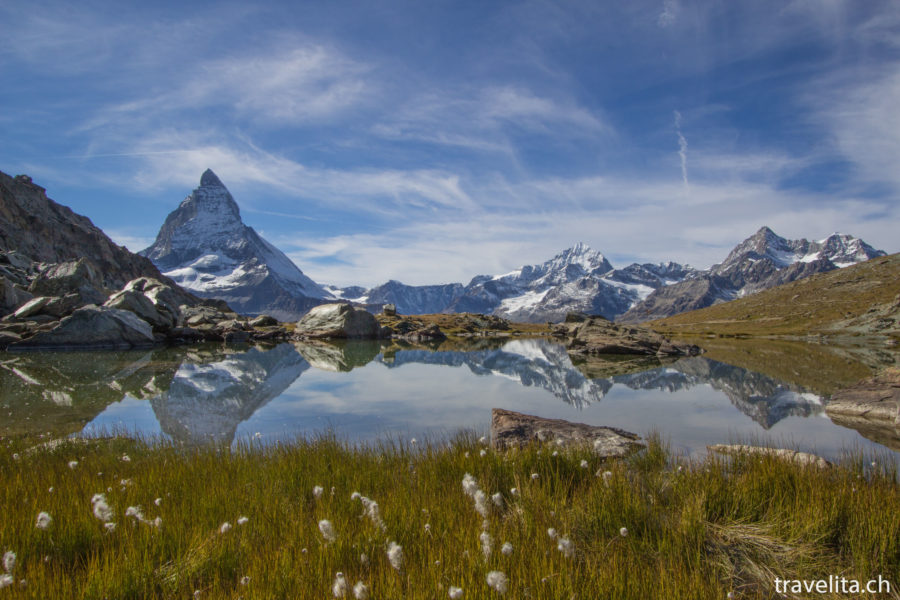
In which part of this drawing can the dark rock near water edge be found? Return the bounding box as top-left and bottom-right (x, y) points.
(553, 315), (702, 357)
(10, 305), (155, 349)
(490, 408), (643, 457)
(825, 368), (900, 450)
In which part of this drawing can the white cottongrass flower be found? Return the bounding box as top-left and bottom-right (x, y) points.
(501, 542), (513, 556)
(126, 506), (145, 521)
(48, 487), (54, 493)
(464, 451), (470, 458)
(360, 553), (368, 566)
(479, 449), (487, 457)
(580, 459), (588, 468)
(319, 519), (336, 542)
(193, 590), (201, 598)
(104, 523), (117, 532)
(479, 436), (487, 444)
(530, 472), (539, 480)
(120, 454), (131, 462)
(3, 551), (15, 573)
(448, 586), (464, 599)
(240, 576), (250, 586)
(154, 497), (162, 506)
(551, 451), (559, 457)
(153, 517), (162, 528)
(619, 527), (628, 537)
(119, 479), (132, 487)
(547, 528), (557, 539)
(480, 531), (493, 559)
(599, 470), (613, 486)
(491, 492), (503, 507)
(353, 581), (369, 600)
(410, 438), (417, 445)
(485, 571), (508, 594)
(332, 572), (348, 597)
(313, 485), (324, 499)
(424, 523), (431, 534)
(387, 541), (403, 571)
(462, 473), (478, 497)
(35, 512), (52, 530)
(11, 454), (18, 461)
(0, 575), (12, 589)
(351, 491), (361, 501)
(237, 516), (249, 526)
(91, 494), (113, 522)
(557, 537), (574, 557)
(68, 460), (78, 469)
(473, 490), (489, 517)
(360, 497), (386, 531)
(219, 522), (232, 534)
(510, 487), (519, 496)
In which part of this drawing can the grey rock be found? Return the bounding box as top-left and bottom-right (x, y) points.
(28, 258), (107, 304)
(490, 408), (643, 457)
(13, 296), (52, 319)
(11, 305), (155, 349)
(295, 303), (386, 339)
(0, 275), (33, 315)
(707, 444), (832, 468)
(105, 289), (174, 331)
(248, 314), (278, 328)
(554, 316), (702, 356)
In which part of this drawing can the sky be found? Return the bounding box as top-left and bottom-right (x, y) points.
(2, 0), (898, 287)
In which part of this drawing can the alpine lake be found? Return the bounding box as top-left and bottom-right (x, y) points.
(3, 333), (899, 463)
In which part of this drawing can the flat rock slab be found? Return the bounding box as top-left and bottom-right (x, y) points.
(707, 444), (832, 469)
(491, 408), (643, 457)
(826, 367), (900, 423)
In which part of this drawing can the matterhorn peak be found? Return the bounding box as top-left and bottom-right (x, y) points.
(140, 170), (331, 319)
(199, 168), (225, 188)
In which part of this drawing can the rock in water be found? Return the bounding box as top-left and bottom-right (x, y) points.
(490, 408), (643, 457)
(140, 169), (331, 321)
(294, 303), (387, 339)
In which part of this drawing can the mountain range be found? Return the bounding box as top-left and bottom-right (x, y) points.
(135, 170), (886, 322)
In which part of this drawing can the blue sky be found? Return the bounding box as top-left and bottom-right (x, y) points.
(2, 0), (898, 287)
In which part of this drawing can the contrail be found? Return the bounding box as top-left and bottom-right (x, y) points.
(673, 110), (688, 189)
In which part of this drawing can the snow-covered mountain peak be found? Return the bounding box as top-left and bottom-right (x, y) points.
(141, 170), (331, 319)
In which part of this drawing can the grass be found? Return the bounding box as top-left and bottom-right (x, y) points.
(1, 433), (899, 599)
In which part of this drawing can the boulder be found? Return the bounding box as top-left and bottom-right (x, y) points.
(12, 296), (52, 319)
(295, 303), (386, 339)
(383, 303), (397, 316)
(553, 316), (701, 357)
(122, 278), (184, 324)
(490, 408), (643, 457)
(0, 275), (33, 315)
(10, 305), (155, 349)
(826, 367), (900, 423)
(28, 258), (107, 304)
(104, 289), (174, 331)
(248, 314), (278, 328)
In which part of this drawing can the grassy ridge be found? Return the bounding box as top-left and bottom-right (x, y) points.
(649, 254), (900, 339)
(1, 434), (899, 598)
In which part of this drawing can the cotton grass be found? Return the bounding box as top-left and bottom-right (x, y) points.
(35, 512), (52, 530)
(387, 541), (403, 571)
(486, 570), (508, 594)
(319, 519), (337, 543)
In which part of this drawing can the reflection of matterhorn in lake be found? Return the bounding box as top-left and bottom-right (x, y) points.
(149, 343), (309, 444)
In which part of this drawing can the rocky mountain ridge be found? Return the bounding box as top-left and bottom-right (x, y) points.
(619, 226), (885, 323)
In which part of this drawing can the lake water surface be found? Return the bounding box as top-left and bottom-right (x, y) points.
(2, 338), (898, 460)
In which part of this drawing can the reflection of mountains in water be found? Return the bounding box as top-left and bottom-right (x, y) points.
(5, 338), (825, 445)
(379, 339), (610, 408)
(377, 339), (825, 428)
(149, 343), (309, 445)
